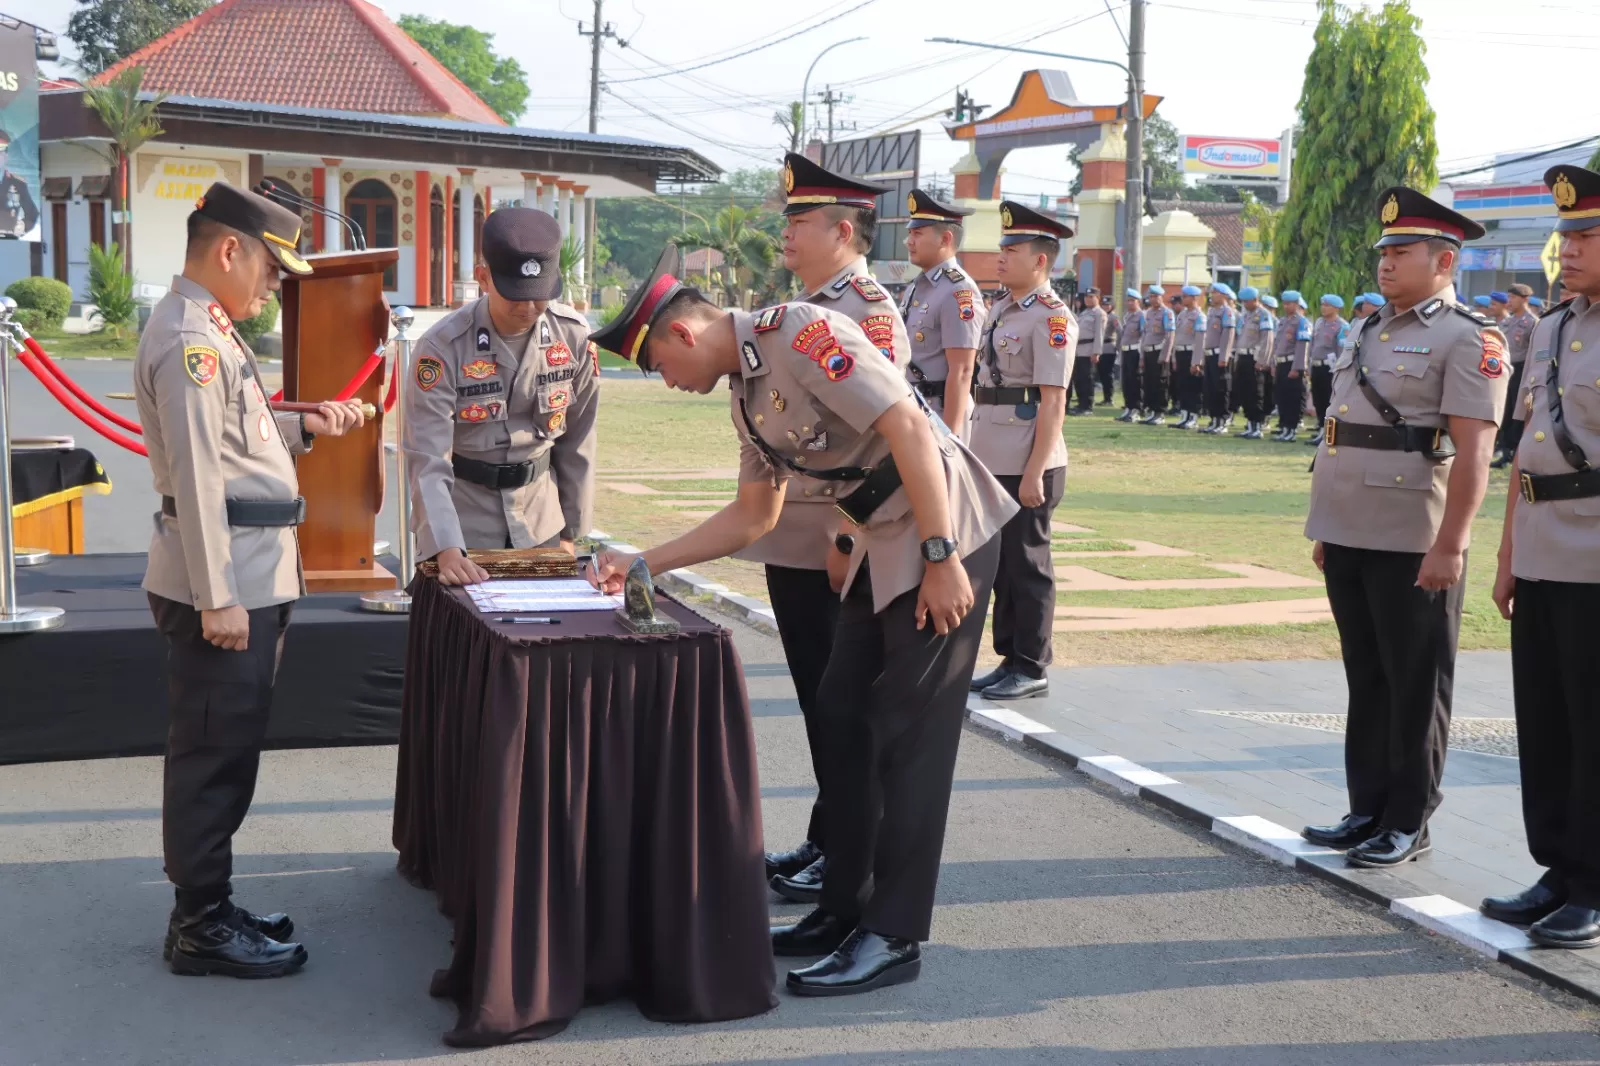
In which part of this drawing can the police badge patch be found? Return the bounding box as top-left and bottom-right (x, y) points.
(459, 403), (489, 423)
(183, 346), (219, 387)
(1480, 332), (1507, 377)
(861, 314), (897, 360)
(1048, 316), (1070, 349)
(955, 289), (976, 321)
(415, 356), (443, 391)
(545, 341), (573, 367)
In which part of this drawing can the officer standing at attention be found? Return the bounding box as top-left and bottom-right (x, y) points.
(1138, 285), (1176, 425)
(1302, 187), (1507, 866)
(1169, 285), (1205, 428)
(1232, 287), (1275, 438)
(1484, 166), (1600, 947)
(1099, 296), (1121, 406)
(765, 152), (910, 904)
(136, 182), (366, 977)
(1116, 289), (1146, 421)
(1259, 294), (1282, 429)
(1494, 283), (1539, 468)
(966, 201), (1076, 701)
(406, 208), (598, 585)
(589, 248), (1015, 995)
(1306, 294), (1350, 447)
(1069, 287), (1106, 416)
(1199, 282), (1237, 434)
(901, 188), (984, 433)
(1270, 292), (1312, 441)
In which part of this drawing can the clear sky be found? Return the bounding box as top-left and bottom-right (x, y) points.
(23, 0), (1600, 199)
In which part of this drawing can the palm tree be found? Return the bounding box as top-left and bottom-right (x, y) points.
(83, 66), (169, 272)
(673, 204), (780, 309)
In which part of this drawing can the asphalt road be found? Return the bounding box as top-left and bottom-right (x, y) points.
(1, 610), (1598, 1066)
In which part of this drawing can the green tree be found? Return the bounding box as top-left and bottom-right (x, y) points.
(83, 66), (169, 272)
(66, 0), (212, 75)
(1275, 0), (1437, 298)
(1587, 143), (1600, 171)
(596, 169), (780, 285)
(397, 15), (528, 125)
(673, 204), (780, 309)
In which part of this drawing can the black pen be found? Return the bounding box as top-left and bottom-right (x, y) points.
(500, 616), (561, 624)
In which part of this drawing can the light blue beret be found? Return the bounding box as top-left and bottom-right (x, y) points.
(1147, 285), (1164, 296)
(1261, 294), (1280, 309)
(1531, 296), (1545, 307)
(1239, 286), (1260, 300)
(1281, 290), (1303, 304)
(1180, 284), (1202, 296)
(1491, 291), (1509, 304)
(1210, 282), (1236, 298)
(1473, 295), (1492, 307)
(1363, 292), (1386, 308)
(1125, 287), (1141, 299)
(1320, 294), (1345, 309)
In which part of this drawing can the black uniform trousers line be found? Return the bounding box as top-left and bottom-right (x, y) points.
(1321, 543), (1463, 833)
(1142, 351), (1170, 414)
(1499, 361), (1527, 456)
(1231, 357), (1262, 421)
(1274, 363), (1305, 431)
(1309, 363), (1334, 427)
(149, 593), (291, 910)
(1511, 579), (1600, 906)
(1260, 366), (1278, 420)
(1120, 348), (1143, 410)
(764, 564), (841, 850)
(813, 533), (1000, 942)
(1097, 351), (1117, 403)
(1174, 350), (1202, 413)
(1068, 354), (1096, 410)
(1204, 353), (1231, 419)
(990, 468), (1066, 680)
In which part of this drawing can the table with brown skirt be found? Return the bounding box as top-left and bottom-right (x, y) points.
(392, 578), (777, 1046)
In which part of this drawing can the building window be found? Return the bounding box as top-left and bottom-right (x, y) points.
(347, 178), (398, 288)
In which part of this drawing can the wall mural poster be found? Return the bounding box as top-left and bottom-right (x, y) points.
(0, 18), (40, 241)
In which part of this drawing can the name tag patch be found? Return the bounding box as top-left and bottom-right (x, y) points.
(459, 381), (503, 397)
(1390, 345), (1432, 355)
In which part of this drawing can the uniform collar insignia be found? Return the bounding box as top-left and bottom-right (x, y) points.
(1021, 293), (1038, 308)
(741, 340), (763, 373)
(1419, 298), (1444, 320)
(831, 275), (852, 291)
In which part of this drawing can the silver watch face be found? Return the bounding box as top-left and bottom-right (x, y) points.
(923, 537), (954, 562)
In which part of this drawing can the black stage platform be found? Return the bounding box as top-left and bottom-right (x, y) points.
(2, 553), (406, 764)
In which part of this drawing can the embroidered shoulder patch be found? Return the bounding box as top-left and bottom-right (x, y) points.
(791, 320), (853, 381)
(1480, 331), (1507, 378)
(860, 314), (897, 359)
(415, 356), (443, 391)
(792, 320), (831, 355)
(753, 305), (786, 333)
(462, 359), (498, 380)
(850, 276), (888, 302)
(459, 403), (489, 423)
(587, 340), (600, 375)
(955, 289), (976, 321)
(183, 345), (219, 387)
(545, 341), (572, 367)
(1048, 316), (1069, 349)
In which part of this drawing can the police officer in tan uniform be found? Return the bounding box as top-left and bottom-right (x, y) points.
(760, 153), (909, 903)
(1115, 289), (1145, 421)
(589, 247), (1015, 996)
(901, 187), (984, 432)
(1069, 288), (1106, 416)
(405, 209), (597, 586)
(1483, 166), (1600, 947)
(966, 201), (1076, 701)
(1305, 294), (1350, 446)
(1138, 286), (1176, 424)
(1098, 297), (1120, 405)
(1269, 291), (1312, 441)
(1199, 282), (1237, 434)
(1170, 284), (1206, 428)
(1302, 187), (1507, 867)
(1494, 283), (1540, 468)
(136, 183), (366, 977)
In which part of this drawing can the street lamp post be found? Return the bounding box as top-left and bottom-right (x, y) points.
(802, 37), (866, 147)
(927, 35), (1146, 298)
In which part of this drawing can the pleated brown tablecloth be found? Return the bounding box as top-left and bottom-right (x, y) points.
(392, 578), (777, 1045)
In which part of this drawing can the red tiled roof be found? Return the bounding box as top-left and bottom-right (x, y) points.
(682, 247), (725, 274)
(95, 0), (504, 126)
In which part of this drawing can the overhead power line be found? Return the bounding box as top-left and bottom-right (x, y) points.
(607, 0), (880, 83)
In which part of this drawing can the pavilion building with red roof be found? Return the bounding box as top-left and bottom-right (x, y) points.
(29, 0), (716, 307)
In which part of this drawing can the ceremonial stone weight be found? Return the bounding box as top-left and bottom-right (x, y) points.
(616, 556), (679, 634)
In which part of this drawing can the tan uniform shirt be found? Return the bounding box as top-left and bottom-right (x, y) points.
(1504, 309), (1539, 366)
(1512, 297), (1600, 582)
(1175, 306), (1205, 351)
(1306, 285), (1510, 552)
(969, 284), (1075, 475)
(1203, 304), (1237, 365)
(738, 257), (909, 570)
(136, 276), (310, 611)
(1103, 311), (1122, 355)
(1118, 309), (1145, 349)
(731, 301), (1017, 612)
(1076, 304), (1107, 359)
(1272, 310), (1312, 371)
(1311, 315), (1349, 366)
(1140, 302), (1177, 364)
(900, 258), (985, 418)
(405, 298), (598, 560)
(1238, 305), (1275, 367)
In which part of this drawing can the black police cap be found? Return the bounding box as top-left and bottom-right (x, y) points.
(480, 207), (564, 302)
(998, 199), (1074, 245)
(907, 188), (974, 229)
(1547, 166), (1600, 234)
(782, 151), (891, 217)
(194, 182), (312, 275)
(1373, 186), (1485, 248)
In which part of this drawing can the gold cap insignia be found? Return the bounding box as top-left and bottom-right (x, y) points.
(906, 193), (917, 215)
(1001, 206), (1014, 228)
(1380, 194), (1399, 225)
(783, 164), (795, 194)
(1554, 172), (1578, 210)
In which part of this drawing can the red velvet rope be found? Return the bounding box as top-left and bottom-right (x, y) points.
(14, 344), (149, 456)
(22, 335), (144, 434)
(383, 354), (398, 413)
(269, 342), (388, 404)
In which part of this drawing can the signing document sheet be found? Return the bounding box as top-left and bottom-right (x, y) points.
(465, 578), (625, 614)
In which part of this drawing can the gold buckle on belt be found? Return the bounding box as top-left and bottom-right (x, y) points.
(1324, 417), (1336, 446)
(1521, 471), (1536, 504)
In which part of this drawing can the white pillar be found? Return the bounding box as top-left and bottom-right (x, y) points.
(522, 172), (539, 209)
(539, 177), (557, 216)
(323, 158), (343, 252)
(572, 185), (588, 302)
(557, 184), (573, 242)
(455, 168), (479, 305)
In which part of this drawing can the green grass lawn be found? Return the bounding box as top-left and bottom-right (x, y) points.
(25, 331), (138, 359)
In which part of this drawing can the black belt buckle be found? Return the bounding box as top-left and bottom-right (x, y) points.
(1324, 417), (1337, 446)
(498, 460), (535, 489)
(1521, 471), (1537, 503)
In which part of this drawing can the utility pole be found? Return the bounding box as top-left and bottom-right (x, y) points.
(815, 86), (851, 142)
(1124, 0), (1145, 299)
(578, 2), (624, 307)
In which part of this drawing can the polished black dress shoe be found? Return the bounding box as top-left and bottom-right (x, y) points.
(1346, 826), (1430, 867)
(1530, 904), (1600, 948)
(168, 902), (307, 978)
(982, 672), (1048, 700)
(164, 902), (293, 960)
(786, 928), (921, 996)
(771, 907), (855, 957)
(1301, 813), (1379, 849)
(772, 855), (825, 904)
(765, 839), (822, 881)
(969, 666), (1009, 692)
(1481, 881), (1566, 926)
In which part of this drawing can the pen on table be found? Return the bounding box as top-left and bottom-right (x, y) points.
(499, 616), (561, 625)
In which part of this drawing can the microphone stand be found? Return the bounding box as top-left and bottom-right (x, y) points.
(257, 179), (366, 251)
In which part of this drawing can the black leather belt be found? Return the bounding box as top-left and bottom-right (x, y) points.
(1324, 418), (1456, 459)
(453, 451), (552, 490)
(162, 495), (306, 527)
(835, 456), (903, 525)
(973, 385), (1042, 405)
(1520, 468), (1600, 503)
(911, 378), (946, 398)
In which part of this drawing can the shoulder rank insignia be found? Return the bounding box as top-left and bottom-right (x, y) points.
(1039, 292), (1065, 309)
(850, 276), (888, 302)
(955, 289), (976, 321)
(183, 345), (220, 387)
(943, 266), (968, 283)
(753, 305), (786, 333)
(415, 356), (443, 391)
(1021, 293), (1038, 309)
(860, 314), (897, 360)
(205, 303), (232, 334)
(476, 328), (491, 351)
(1048, 316), (1069, 349)
(587, 340), (600, 374)
(462, 358), (498, 380)
(741, 341), (763, 373)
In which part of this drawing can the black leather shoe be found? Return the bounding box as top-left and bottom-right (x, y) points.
(772, 907), (855, 957)
(1346, 826), (1430, 867)
(168, 902), (307, 979)
(969, 666), (1009, 692)
(1302, 813), (1380, 849)
(982, 673), (1048, 700)
(1482, 881), (1566, 926)
(765, 839), (822, 881)
(164, 902), (293, 960)
(771, 856), (825, 904)
(1530, 904), (1600, 948)
(787, 928), (922, 996)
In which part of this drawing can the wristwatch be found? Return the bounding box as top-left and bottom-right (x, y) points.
(920, 536), (957, 563)
(834, 533), (856, 555)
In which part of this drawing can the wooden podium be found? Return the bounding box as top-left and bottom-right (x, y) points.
(279, 248), (399, 593)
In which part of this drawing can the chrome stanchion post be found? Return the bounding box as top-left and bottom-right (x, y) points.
(362, 306), (414, 614)
(0, 297), (65, 633)
(5, 303), (50, 567)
